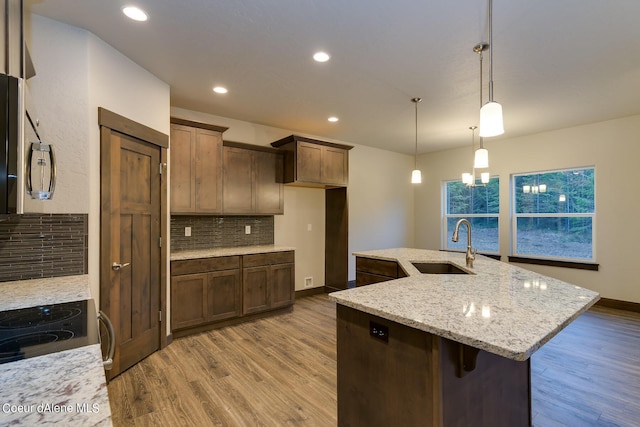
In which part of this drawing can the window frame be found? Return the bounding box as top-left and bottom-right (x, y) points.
(510, 166), (596, 264)
(442, 177), (500, 255)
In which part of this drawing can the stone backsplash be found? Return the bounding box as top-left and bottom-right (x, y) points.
(170, 215), (274, 252)
(0, 214), (88, 282)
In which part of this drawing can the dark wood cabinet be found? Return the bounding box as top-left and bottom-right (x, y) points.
(242, 251), (295, 314)
(270, 135), (352, 187)
(171, 256), (241, 330)
(355, 256), (407, 287)
(171, 251), (294, 336)
(170, 119), (228, 214)
(223, 142), (284, 215)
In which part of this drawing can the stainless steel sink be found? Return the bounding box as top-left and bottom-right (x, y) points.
(411, 262), (471, 275)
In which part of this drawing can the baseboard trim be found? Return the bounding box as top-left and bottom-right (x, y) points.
(295, 287), (327, 299)
(172, 305), (293, 339)
(595, 298), (640, 313)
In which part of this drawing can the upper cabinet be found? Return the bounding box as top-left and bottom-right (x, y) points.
(170, 118), (227, 214)
(223, 142), (284, 215)
(270, 135), (353, 188)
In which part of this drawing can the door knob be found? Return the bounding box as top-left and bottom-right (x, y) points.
(112, 262), (130, 271)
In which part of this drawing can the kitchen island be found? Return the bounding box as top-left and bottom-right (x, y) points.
(329, 248), (599, 427)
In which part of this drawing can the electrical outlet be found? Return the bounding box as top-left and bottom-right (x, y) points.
(245, 225), (251, 234)
(185, 227), (191, 237)
(369, 321), (389, 342)
(307, 223), (312, 231)
(304, 277), (313, 288)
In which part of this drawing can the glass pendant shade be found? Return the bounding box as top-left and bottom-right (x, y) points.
(481, 172), (490, 184)
(474, 147), (489, 168)
(462, 172), (473, 185)
(411, 169), (422, 184)
(479, 101), (504, 137)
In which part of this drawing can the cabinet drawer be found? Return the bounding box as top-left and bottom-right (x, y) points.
(356, 257), (398, 278)
(172, 256), (240, 276)
(243, 251), (294, 268)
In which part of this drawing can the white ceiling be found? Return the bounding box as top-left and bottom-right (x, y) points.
(25, 0), (640, 154)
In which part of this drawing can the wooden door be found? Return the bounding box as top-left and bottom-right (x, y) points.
(223, 146), (254, 213)
(171, 273), (208, 330)
(243, 266), (270, 315)
(322, 146), (348, 185)
(297, 141), (322, 183)
(255, 151), (284, 214)
(206, 270), (241, 321)
(169, 124), (195, 212)
(194, 128), (223, 213)
(270, 263), (294, 308)
(100, 109), (167, 379)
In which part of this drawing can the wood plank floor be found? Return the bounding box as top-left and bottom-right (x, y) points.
(108, 295), (640, 426)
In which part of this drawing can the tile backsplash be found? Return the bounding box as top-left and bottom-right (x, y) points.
(0, 214), (88, 282)
(171, 216), (274, 252)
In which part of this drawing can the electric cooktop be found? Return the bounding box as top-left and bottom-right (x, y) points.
(0, 299), (99, 364)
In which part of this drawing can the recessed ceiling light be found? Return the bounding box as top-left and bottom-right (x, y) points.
(328, 116), (339, 122)
(122, 6), (148, 22)
(213, 86), (228, 94)
(313, 51), (330, 63)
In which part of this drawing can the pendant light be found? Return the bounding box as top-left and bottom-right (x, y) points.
(411, 97), (422, 184)
(473, 43), (489, 168)
(479, 0), (504, 137)
(461, 126), (490, 187)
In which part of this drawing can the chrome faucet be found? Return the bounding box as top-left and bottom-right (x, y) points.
(452, 218), (476, 268)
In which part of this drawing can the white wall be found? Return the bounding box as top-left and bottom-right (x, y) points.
(26, 15), (171, 307)
(348, 144), (417, 280)
(23, 15), (90, 214)
(416, 114), (640, 303)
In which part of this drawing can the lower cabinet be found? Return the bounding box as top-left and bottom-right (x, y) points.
(243, 251), (295, 315)
(171, 251), (295, 335)
(355, 256), (407, 287)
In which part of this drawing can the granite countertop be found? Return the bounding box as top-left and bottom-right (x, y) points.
(0, 275), (112, 426)
(0, 275), (92, 312)
(171, 245), (296, 261)
(329, 248), (600, 361)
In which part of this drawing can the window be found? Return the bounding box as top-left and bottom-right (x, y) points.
(512, 167), (595, 262)
(443, 178), (500, 253)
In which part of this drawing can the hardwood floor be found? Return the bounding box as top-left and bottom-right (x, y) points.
(531, 306), (640, 426)
(108, 295), (640, 427)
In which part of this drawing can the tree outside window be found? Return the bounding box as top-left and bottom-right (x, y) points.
(444, 178), (499, 253)
(512, 167), (595, 261)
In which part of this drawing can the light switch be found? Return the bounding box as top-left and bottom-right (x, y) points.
(245, 225), (251, 234)
(185, 227), (191, 237)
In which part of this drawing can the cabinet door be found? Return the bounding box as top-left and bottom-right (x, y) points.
(223, 146), (254, 213)
(255, 151), (284, 214)
(322, 146), (348, 185)
(170, 124), (195, 212)
(296, 142), (322, 183)
(243, 266), (270, 315)
(171, 273), (207, 330)
(271, 263), (294, 308)
(207, 269), (241, 322)
(194, 128), (223, 213)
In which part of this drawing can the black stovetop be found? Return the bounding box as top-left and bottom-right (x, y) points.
(0, 299), (99, 364)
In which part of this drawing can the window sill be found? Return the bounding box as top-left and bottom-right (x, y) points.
(508, 256), (599, 271)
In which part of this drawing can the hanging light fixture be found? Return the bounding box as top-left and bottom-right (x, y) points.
(411, 97), (422, 184)
(479, 0), (504, 137)
(473, 43), (490, 168)
(462, 126), (490, 187)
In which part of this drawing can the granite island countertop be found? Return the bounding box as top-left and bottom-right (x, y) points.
(329, 248), (600, 361)
(170, 245), (296, 261)
(0, 275), (112, 426)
